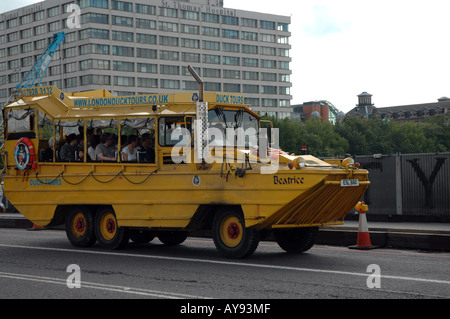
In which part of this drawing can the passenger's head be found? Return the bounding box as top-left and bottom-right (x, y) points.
(66, 133), (78, 145)
(100, 132), (113, 145)
(89, 134), (100, 148)
(127, 135), (137, 146)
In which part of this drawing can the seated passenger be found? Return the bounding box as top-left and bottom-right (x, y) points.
(95, 133), (116, 161)
(42, 136), (59, 162)
(139, 133), (155, 163)
(87, 134), (100, 162)
(121, 135), (138, 162)
(59, 133), (79, 162)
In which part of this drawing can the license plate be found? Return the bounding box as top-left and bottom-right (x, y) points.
(340, 179), (359, 187)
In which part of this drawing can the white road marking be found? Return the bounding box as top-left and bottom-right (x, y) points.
(1, 243), (449, 286)
(0, 270), (210, 299)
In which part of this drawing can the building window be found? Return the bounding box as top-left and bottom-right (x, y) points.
(261, 72), (277, 81)
(79, 28), (109, 40)
(279, 61), (290, 70)
(181, 10), (199, 21)
(112, 45), (134, 57)
(245, 98), (260, 107)
(203, 40), (220, 51)
(182, 52), (200, 63)
(48, 6), (60, 17)
(112, 31), (134, 42)
(137, 63), (157, 73)
(137, 48), (157, 59)
(20, 14), (33, 25)
(222, 29), (239, 39)
(279, 87), (291, 95)
(159, 21), (178, 32)
(8, 46), (19, 56)
(181, 38), (199, 49)
(34, 10), (45, 21)
(80, 59), (110, 70)
(241, 31), (257, 41)
(64, 62), (77, 73)
(278, 36), (289, 44)
(64, 47), (77, 58)
(182, 80), (198, 90)
(34, 25), (46, 36)
(34, 39), (47, 50)
(241, 44), (258, 54)
(205, 82), (221, 91)
(180, 24), (199, 35)
(7, 18), (19, 28)
(159, 35), (179, 47)
(114, 76), (135, 86)
(243, 84), (259, 94)
(48, 21), (61, 32)
(203, 68), (221, 78)
(261, 59), (277, 69)
(135, 4), (155, 15)
(261, 34), (276, 43)
(278, 22), (289, 32)
(65, 32), (77, 43)
(242, 71), (258, 81)
(80, 75), (110, 85)
(222, 16), (238, 25)
(111, 0), (132, 12)
(203, 54), (220, 64)
(136, 18), (156, 29)
(113, 61), (134, 72)
(242, 58), (259, 68)
(202, 26), (219, 37)
(79, 43), (109, 55)
(223, 70), (240, 79)
(160, 7), (178, 18)
(261, 86), (277, 94)
(79, 0), (108, 9)
(260, 20), (276, 30)
(201, 13), (219, 23)
(64, 77), (78, 88)
(261, 99), (277, 107)
(223, 83), (240, 93)
(160, 79), (180, 89)
(279, 74), (290, 82)
(279, 48), (290, 57)
(241, 18), (257, 28)
(160, 65), (179, 75)
(159, 50), (179, 61)
(136, 33), (156, 44)
(222, 42), (239, 52)
(223, 56), (240, 66)
(137, 78), (158, 88)
(112, 16), (133, 27)
(20, 43), (33, 54)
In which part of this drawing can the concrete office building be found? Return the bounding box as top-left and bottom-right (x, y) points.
(0, 0), (292, 117)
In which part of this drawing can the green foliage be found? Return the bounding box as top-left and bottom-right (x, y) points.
(263, 115), (449, 156)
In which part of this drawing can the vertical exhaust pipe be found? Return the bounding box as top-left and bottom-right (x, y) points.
(187, 65), (204, 102)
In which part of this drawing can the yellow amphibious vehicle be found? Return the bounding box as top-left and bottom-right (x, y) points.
(1, 81), (369, 258)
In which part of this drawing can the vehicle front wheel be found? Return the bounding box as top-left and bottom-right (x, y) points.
(94, 207), (129, 249)
(274, 227), (319, 254)
(212, 208), (259, 259)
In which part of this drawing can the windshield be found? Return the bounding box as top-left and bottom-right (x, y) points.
(208, 109), (259, 147)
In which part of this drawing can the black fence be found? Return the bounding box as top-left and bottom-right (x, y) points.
(356, 153), (450, 220)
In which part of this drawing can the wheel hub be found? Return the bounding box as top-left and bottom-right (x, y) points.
(227, 222), (240, 239)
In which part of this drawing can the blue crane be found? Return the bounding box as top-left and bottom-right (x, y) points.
(15, 32), (65, 90)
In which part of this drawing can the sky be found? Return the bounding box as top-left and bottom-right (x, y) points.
(2, 0), (450, 112)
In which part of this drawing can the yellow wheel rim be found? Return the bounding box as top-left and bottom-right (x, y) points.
(71, 213), (87, 238)
(99, 212), (117, 241)
(219, 215), (243, 248)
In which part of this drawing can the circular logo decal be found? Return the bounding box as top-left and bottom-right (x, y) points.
(60, 92), (65, 101)
(14, 142), (30, 170)
(192, 175), (200, 187)
(191, 93), (199, 102)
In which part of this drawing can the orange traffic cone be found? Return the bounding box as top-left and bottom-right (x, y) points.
(349, 202), (377, 250)
(27, 223), (44, 231)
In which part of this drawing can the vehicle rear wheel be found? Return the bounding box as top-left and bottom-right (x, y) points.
(212, 208), (259, 259)
(65, 206), (96, 248)
(274, 227), (319, 254)
(94, 207), (129, 249)
(157, 231), (188, 246)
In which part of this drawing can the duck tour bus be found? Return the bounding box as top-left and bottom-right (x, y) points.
(1, 81), (369, 259)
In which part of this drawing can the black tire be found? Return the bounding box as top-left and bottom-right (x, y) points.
(274, 227), (319, 254)
(130, 230), (155, 244)
(157, 231), (188, 246)
(65, 206), (96, 248)
(94, 207), (129, 249)
(212, 208), (260, 259)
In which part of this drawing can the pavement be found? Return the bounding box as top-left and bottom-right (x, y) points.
(1, 213), (449, 252)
